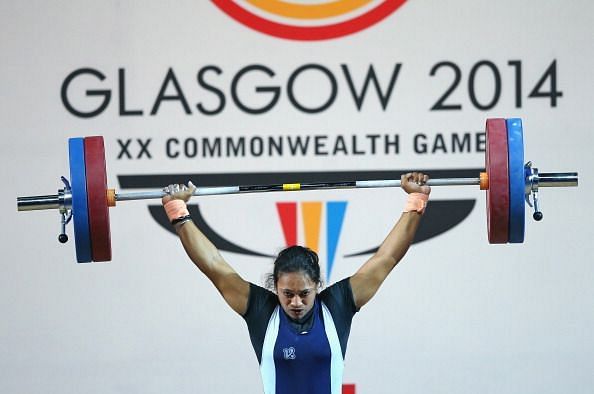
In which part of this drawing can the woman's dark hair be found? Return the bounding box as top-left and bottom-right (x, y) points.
(265, 245), (323, 290)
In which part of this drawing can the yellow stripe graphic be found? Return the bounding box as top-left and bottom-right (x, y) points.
(302, 202), (322, 254)
(245, 0), (372, 20)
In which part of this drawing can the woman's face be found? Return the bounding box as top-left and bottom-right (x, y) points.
(275, 271), (317, 320)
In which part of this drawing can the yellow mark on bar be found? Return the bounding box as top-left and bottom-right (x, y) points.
(283, 183), (301, 191)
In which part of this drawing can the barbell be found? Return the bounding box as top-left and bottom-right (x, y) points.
(17, 118), (578, 263)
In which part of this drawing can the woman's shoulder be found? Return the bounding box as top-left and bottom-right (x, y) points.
(244, 282), (279, 318)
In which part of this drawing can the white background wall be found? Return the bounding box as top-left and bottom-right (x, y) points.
(2, 1), (592, 393)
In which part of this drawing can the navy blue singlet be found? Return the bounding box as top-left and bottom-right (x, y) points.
(260, 300), (344, 394)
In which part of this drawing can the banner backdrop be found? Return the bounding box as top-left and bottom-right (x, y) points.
(2, 1), (592, 393)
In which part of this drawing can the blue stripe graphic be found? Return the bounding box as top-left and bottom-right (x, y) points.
(326, 202), (347, 280)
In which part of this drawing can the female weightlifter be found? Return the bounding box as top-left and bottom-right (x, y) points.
(161, 172), (431, 394)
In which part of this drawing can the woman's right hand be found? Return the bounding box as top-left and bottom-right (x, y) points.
(400, 172), (431, 195)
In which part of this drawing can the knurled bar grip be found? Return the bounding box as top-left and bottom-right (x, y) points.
(113, 177), (484, 201)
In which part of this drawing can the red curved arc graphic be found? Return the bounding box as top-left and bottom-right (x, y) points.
(212, 0), (407, 41)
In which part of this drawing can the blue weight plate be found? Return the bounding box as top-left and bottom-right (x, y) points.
(506, 118), (525, 243)
(68, 138), (92, 263)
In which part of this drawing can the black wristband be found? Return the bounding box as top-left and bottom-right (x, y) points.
(171, 214), (192, 226)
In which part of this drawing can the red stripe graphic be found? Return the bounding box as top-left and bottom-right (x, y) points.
(212, 0), (407, 41)
(342, 383), (356, 394)
(276, 202), (297, 246)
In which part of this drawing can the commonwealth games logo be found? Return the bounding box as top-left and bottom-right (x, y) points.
(276, 201), (348, 280)
(212, 0), (408, 41)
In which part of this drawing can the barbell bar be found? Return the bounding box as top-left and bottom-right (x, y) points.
(14, 173), (576, 207)
(16, 118), (578, 262)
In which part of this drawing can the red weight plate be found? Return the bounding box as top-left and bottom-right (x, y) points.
(84, 136), (112, 261)
(485, 118), (509, 244)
